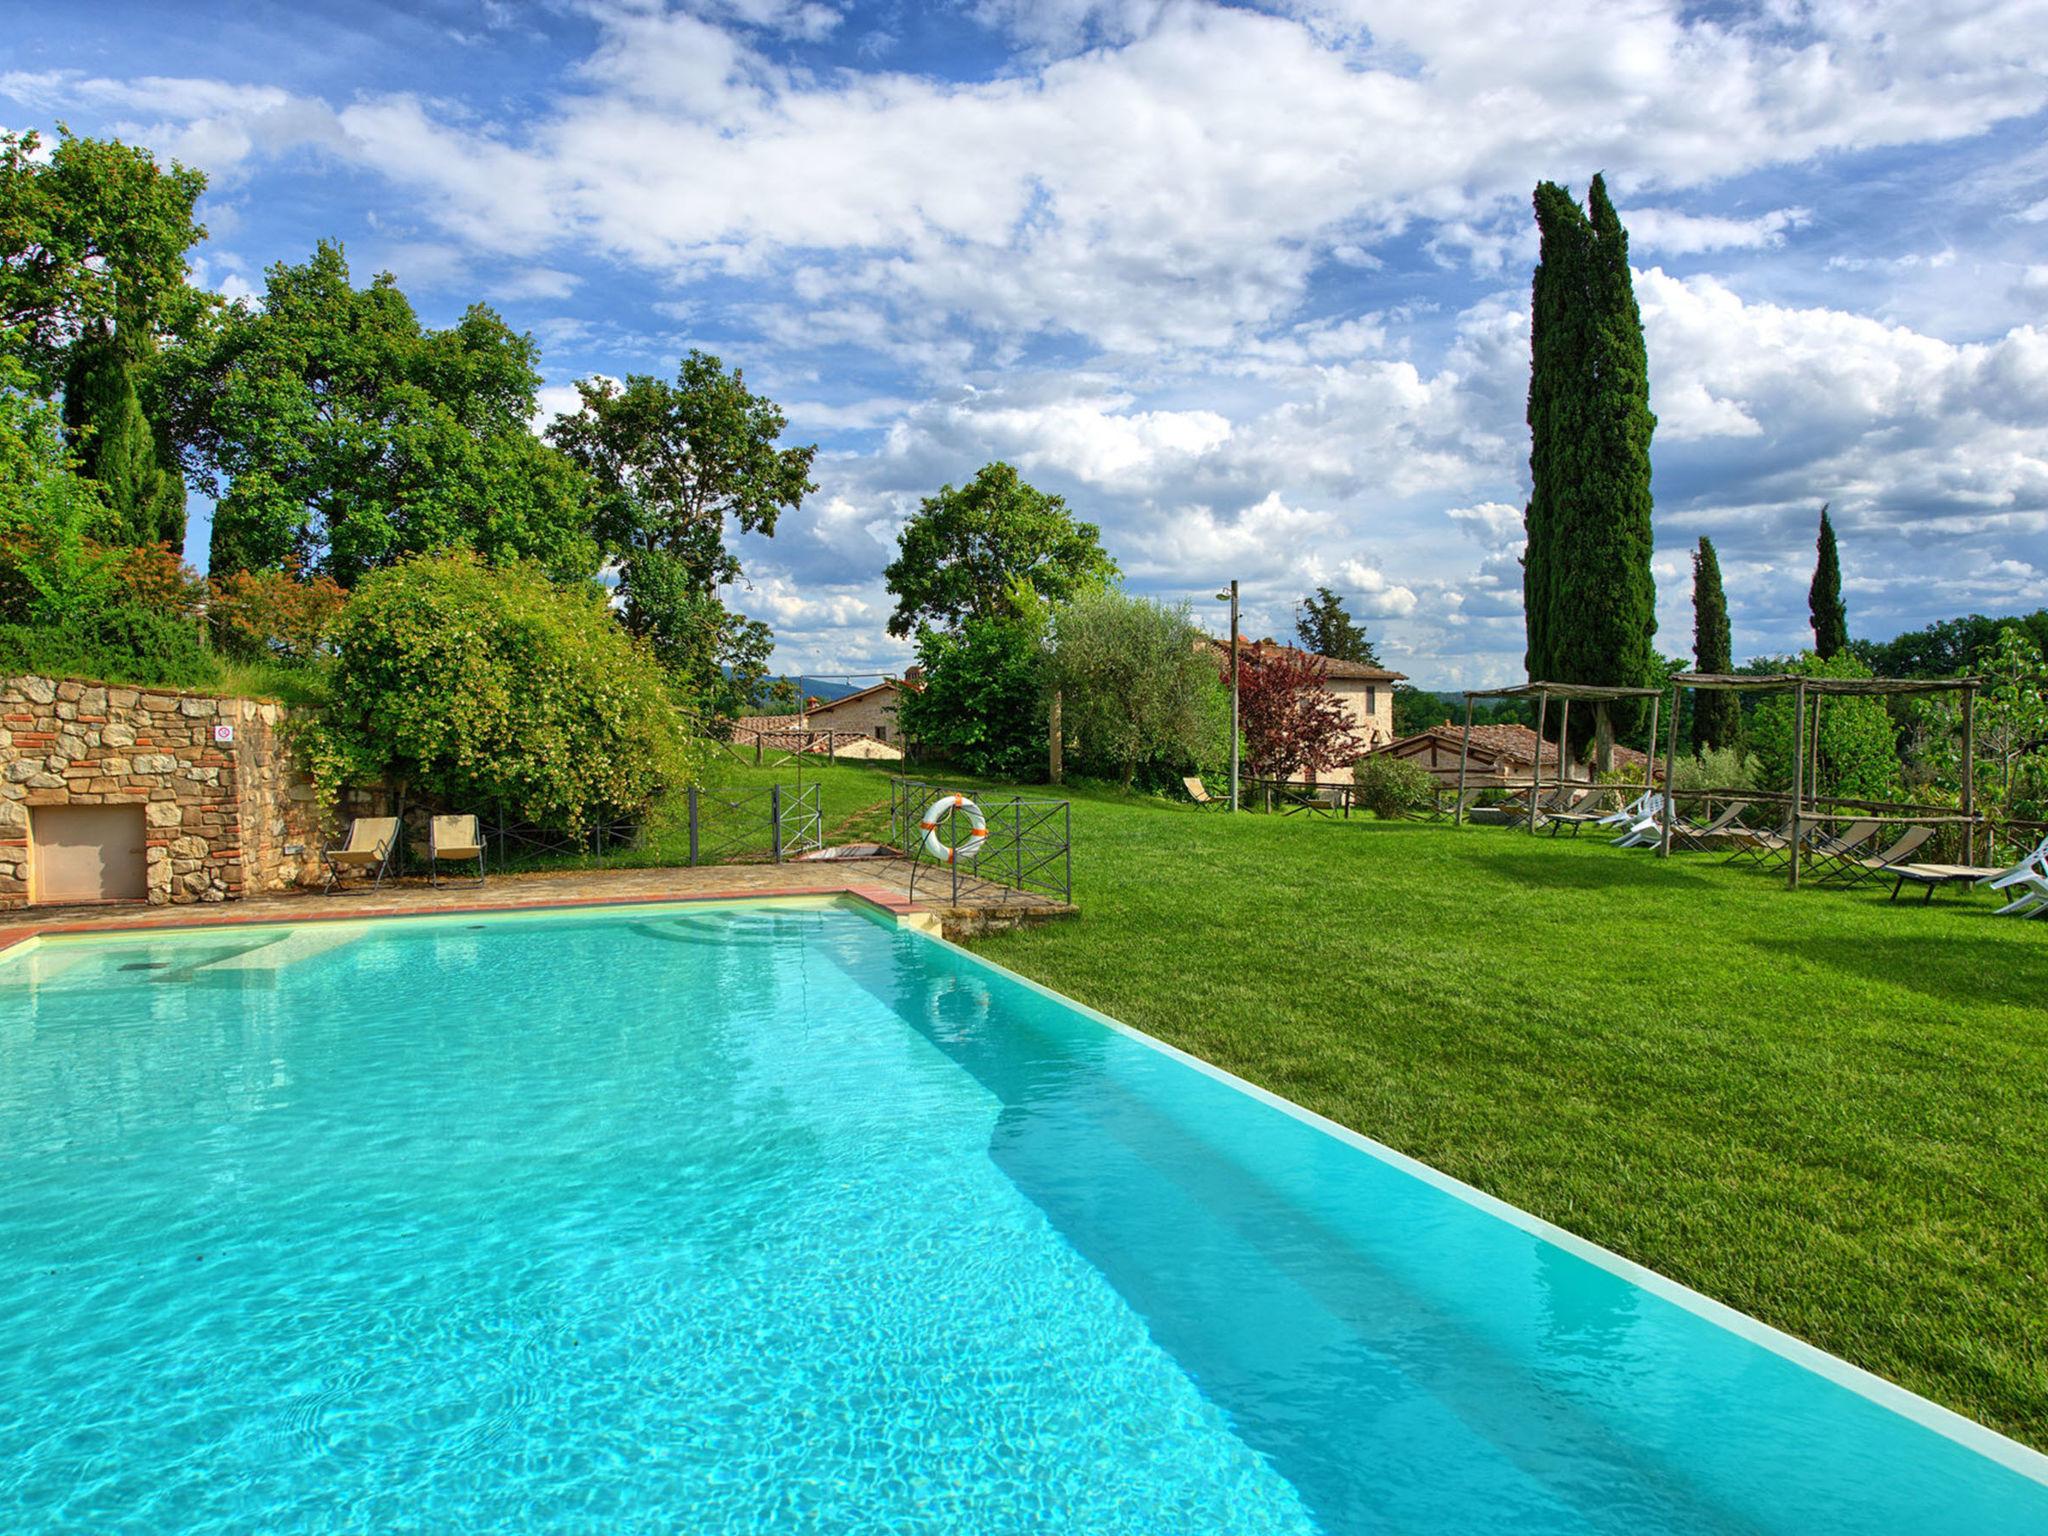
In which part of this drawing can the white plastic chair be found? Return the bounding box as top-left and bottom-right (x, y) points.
(1594, 790), (1658, 832)
(1611, 793), (1667, 848)
(1984, 834), (2048, 917)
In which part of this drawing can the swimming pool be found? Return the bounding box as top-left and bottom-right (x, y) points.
(0, 899), (2041, 1532)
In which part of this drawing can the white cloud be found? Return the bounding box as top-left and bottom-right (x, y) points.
(1627, 206), (1809, 255)
(26, 0), (2048, 364)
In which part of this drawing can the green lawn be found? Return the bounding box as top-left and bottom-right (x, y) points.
(721, 758), (2048, 1449)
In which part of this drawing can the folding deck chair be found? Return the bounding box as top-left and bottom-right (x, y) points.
(322, 816), (399, 892)
(428, 814), (487, 888)
(1814, 824), (1933, 887)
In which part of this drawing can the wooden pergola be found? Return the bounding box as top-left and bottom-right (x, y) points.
(1658, 672), (1983, 886)
(1453, 681), (1667, 834)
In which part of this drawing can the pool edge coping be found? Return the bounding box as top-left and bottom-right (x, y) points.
(898, 917), (2048, 1490)
(0, 881), (924, 960)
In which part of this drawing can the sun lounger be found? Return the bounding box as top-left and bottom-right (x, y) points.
(1668, 800), (1753, 852)
(1815, 824), (1933, 887)
(429, 814), (486, 888)
(1793, 819), (1880, 872)
(1722, 814), (1796, 867)
(1183, 775), (1227, 811)
(1889, 862), (2008, 904)
(322, 816), (399, 892)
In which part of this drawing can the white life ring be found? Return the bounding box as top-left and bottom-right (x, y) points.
(919, 794), (989, 864)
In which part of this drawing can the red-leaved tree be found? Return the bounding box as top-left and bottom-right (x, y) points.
(1229, 647), (1361, 781)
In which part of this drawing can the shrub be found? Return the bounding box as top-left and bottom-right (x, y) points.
(0, 604), (217, 688)
(315, 552), (696, 831)
(208, 563), (347, 666)
(1667, 745), (1757, 796)
(1748, 652), (1901, 801)
(1351, 752), (1435, 819)
(897, 612), (1047, 779)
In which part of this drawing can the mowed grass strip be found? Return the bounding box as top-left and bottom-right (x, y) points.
(727, 761), (2048, 1448)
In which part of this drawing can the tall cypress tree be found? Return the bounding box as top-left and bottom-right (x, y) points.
(1809, 502), (1846, 658)
(1297, 586), (1381, 666)
(1524, 174), (1659, 762)
(62, 313), (186, 548)
(1691, 536), (1738, 751)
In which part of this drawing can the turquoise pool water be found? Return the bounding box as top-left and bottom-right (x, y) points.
(0, 901), (2042, 1533)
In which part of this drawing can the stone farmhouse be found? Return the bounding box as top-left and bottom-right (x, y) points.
(1205, 638), (1406, 783)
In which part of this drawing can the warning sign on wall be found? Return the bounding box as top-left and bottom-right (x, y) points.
(213, 723), (235, 744)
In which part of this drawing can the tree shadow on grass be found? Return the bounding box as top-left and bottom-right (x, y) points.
(1464, 846), (1712, 891)
(1747, 932), (2048, 1012)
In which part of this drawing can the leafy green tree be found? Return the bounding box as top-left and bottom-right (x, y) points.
(614, 546), (775, 732)
(1690, 536), (1738, 751)
(314, 552), (694, 833)
(1810, 503), (1847, 659)
(186, 243), (597, 585)
(1296, 586), (1382, 666)
(1524, 175), (1658, 761)
(1906, 626), (2048, 825)
(1748, 652), (1900, 802)
(1, 130), (204, 544)
(547, 352), (815, 593)
(884, 462), (1119, 638)
(1851, 610), (2048, 677)
(0, 129), (208, 387)
(546, 352), (811, 723)
(1045, 590), (1226, 790)
(0, 348), (121, 623)
(897, 612), (1049, 779)
(0, 351), (212, 684)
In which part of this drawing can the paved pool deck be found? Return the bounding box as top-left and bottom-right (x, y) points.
(0, 857), (1076, 952)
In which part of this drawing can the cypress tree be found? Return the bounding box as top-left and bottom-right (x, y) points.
(1691, 536), (1738, 751)
(1297, 586), (1381, 666)
(62, 314), (186, 548)
(1810, 502), (1846, 659)
(1524, 174), (1659, 762)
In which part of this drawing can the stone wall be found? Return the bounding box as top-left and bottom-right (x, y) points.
(0, 675), (326, 908)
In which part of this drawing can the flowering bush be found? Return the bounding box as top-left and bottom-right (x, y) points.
(315, 552), (697, 831)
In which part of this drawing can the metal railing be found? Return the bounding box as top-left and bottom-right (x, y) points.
(451, 785), (821, 872)
(889, 778), (1072, 905)
(687, 783), (822, 865)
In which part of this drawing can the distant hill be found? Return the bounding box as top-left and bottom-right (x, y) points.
(783, 675), (865, 703)
(741, 674), (870, 709)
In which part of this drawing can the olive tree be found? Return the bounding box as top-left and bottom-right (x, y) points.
(1045, 590), (1227, 791)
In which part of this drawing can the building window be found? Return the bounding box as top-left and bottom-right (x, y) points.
(1366, 686), (1377, 714)
(874, 725), (887, 743)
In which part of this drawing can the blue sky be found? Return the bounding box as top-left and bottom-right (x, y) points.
(7, 0), (2047, 686)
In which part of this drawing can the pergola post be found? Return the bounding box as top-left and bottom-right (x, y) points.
(1789, 678), (1808, 891)
(1559, 697), (1572, 784)
(1659, 687), (1678, 857)
(1529, 690), (1548, 834)
(1961, 686), (1977, 865)
(1455, 692), (1474, 827)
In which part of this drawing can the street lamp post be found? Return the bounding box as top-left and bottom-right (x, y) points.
(1215, 580), (1240, 812)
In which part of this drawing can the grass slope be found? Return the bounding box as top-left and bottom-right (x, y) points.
(722, 760), (2048, 1448)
